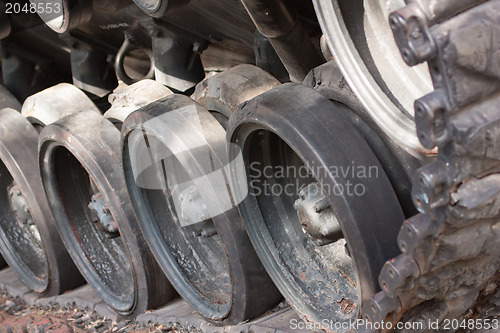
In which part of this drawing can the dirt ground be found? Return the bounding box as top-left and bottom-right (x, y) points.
(0, 293), (197, 333)
(0, 287), (498, 333)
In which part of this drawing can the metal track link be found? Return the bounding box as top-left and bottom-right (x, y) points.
(364, 0), (500, 330)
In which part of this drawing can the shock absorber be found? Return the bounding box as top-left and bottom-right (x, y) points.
(240, 0), (324, 82)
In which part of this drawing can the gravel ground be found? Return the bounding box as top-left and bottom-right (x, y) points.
(0, 293), (198, 333)
(0, 286), (498, 333)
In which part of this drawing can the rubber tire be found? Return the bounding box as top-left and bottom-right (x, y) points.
(39, 110), (176, 317)
(0, 108), (83, 295)
(122, 94), (282, 324)
(227, 83), (405, 325)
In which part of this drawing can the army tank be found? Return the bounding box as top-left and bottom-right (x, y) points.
(0, 0), (499, 331)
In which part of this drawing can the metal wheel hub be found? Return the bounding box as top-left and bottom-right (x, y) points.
(293, 182), (342, 246)
(8, 183), (41, 243)
(178, 185), (218, 238)
(178, 185), (207, 225)
(88, 193), (119, 238)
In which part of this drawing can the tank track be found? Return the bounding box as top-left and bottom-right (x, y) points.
(364, 0), (500, 330)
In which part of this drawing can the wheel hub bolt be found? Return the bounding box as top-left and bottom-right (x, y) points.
(8, 183), (41, 242)
(293, 182), (343, 246)
(88, 192), (119, 238)
(178, 185), (217, 238)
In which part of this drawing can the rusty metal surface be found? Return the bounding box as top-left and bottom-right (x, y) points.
(364, 1), (500, 331)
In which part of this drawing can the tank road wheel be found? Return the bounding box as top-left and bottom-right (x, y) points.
(192, 64), (280, 129)
(0, 108), (83, 295)
(38, 107), (176, 317)
(313, 0), (434, 155)
(0, 85), (20, 271)
(21, 83), (100, 131)
(121, 94), (281, 324)
(227, 83), (405, 328)
(0, 83), (95, 293)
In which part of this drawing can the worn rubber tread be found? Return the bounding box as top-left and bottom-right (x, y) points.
(38, 110), (176, 317)
(0, 108), (84, 296)
(121, 93), (282, 324)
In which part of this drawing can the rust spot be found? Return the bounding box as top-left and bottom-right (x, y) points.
(417, 146), (438, 156)
(335, 298), (357, 314)
(342, 273), (357, 288)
